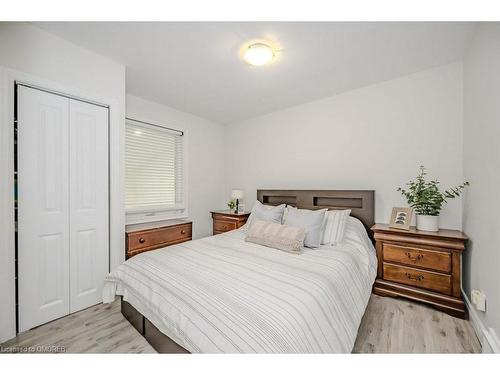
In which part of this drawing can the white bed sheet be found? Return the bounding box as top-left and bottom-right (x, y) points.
(103, 217), (377, 353)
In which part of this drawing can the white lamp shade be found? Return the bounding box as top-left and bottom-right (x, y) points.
(231, 189), (245, 199)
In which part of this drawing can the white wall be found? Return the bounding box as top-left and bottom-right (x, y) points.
(225, 63), (464, 229)
(126, 94), (226, 239)
(462, 23), (500, 348)
(0, 23), (126, 342)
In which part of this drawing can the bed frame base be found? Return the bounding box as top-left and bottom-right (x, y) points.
(121, 298), (189, 353)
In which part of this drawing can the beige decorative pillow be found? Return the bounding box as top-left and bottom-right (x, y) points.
(245, 219), (306, 254)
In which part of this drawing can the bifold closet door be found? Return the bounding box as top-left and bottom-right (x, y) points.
(18, 86), (109, 332)
(69, 99), (109, 313)
(18, 86), (71, 332)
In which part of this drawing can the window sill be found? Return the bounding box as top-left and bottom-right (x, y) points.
(126, 209), (189, 225)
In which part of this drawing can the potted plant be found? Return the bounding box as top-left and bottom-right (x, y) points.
(397, 166), (469, 231)
(227, 200), (236, 212)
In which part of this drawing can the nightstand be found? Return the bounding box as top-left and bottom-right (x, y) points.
(125, 219), (192, 259)
(371, 223), (468, 319)
(211, 211), (250, 235)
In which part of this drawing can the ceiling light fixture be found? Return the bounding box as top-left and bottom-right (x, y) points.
(243, 43), (275, 66)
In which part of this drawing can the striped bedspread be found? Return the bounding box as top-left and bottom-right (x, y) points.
(103, 218), (377, 353)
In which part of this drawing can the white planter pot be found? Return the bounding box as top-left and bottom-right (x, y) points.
(416, 215), (439, 232)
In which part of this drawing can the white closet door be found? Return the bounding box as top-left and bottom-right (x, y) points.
(69, 99), (109, 312)
(18, 86), (70, 332)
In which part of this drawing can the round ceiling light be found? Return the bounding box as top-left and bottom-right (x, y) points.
(243, 43), (275, 66)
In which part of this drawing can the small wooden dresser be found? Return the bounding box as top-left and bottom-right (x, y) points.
(372, 224), (468, 318)
(126, 219), (192, 259)
(211, 211), (250, 235)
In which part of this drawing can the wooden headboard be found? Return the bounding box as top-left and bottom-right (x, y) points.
(257, 189), (375, 234)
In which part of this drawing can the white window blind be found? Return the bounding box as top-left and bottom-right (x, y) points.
(125, 119), (184, 213)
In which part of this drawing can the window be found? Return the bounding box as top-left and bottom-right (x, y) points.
(125, 118), (185, 220)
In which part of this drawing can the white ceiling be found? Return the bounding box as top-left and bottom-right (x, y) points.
(34, 22), (475, 124)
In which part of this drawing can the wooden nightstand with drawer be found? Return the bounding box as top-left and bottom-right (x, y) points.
(372, 223), (468, 318)
(211, 211), (250, 235)
(126, 219), (192, 259)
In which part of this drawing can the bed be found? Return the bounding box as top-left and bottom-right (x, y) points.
(103, 189), (377, 353)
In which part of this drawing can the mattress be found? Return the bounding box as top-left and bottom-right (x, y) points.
(103, 217), (377, 353)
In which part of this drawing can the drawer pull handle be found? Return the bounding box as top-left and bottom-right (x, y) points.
(405, 272), (424, 282)
(405, 252), (423, 262)
(139, 238), (145, 244)
(181, 230), (186, 234)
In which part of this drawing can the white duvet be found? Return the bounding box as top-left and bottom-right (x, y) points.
(103, 217), (377, 353)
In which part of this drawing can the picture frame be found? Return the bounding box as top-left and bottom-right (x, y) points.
(389, 207), (413, 230)
(237, 204), (245, 214)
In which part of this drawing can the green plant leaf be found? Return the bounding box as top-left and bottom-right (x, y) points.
(397, 166), (469, 216)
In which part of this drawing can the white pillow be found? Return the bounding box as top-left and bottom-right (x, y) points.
(284, 206), (327, 248)
(321, 209), (352, 245)
(245, 201), (285, 229)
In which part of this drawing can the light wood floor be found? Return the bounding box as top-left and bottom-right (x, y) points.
(353, 295), (481, 353)
(1, 301), (155, 353)
(1, 294), (481, 353)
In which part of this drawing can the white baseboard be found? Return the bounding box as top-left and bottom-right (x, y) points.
(462, 289), (500, 353)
